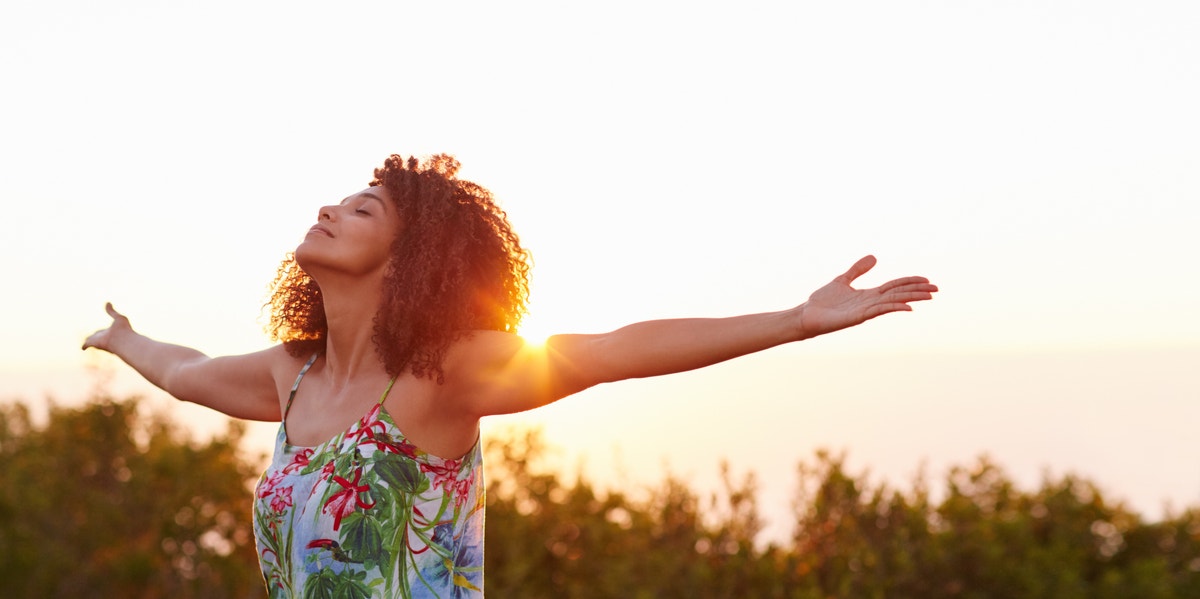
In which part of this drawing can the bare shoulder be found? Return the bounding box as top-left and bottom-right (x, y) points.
(262, 345), (325, 406)
(436, 330), (525, 400)
(438, 329), (599, 418)
(263, 344), (318, 382)
(440, 329), (534, 382)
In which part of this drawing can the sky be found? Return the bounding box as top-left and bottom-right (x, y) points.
(2, 1), (1198, 543)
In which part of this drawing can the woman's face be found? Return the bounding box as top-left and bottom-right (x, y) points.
(294, 186), (402, 280)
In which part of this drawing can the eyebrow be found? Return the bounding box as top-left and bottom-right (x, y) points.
(362, 193), (387, 209)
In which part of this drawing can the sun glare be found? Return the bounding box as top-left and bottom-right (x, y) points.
(517, 311), (553, 348)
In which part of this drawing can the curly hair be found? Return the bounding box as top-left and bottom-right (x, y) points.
(266, 154), (532, 381)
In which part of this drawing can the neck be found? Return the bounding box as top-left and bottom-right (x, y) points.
(317, 273), (387, 386)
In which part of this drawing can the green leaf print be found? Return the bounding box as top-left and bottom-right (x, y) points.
(302, 568), (337, 599)
(303, 447), (336, 476)
(336, 451), (359, 474)
(334, 571), (373, 599)
(341, 512), (384, 566)
(255, 505), (295, 598)
(374, 456), (424, 494)
(379, 498), (412, 599)
(302, 567), (372, 599)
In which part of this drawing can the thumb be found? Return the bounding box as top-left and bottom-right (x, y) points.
(104, 302), (131, 325)
(836, 255), (877, 285)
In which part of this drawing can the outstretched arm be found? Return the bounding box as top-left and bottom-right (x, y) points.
(446, 255), (937, 417)
(82, 303), (284, 421)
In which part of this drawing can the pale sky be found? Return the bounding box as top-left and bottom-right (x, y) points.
(2, 1), (1198, 542)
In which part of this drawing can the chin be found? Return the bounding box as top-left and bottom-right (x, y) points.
(293, 242), (324, 274)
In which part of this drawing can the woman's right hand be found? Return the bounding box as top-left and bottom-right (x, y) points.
(82, 302), (133, 352)
(78, 302), (284, 421)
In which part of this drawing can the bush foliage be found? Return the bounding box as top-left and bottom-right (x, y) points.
(1, 396), (1197, 597)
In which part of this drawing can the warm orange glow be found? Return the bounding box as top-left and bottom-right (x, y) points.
(516, 328), (551, 350)
(515, 299), (560, 348)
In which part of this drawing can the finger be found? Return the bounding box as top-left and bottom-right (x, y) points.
(836, 255), (877, 285)
(879, 281), (939, 297)
(883, 291), (936, 304)
(863, 303), (915, 320)
(105, 302), (132, 326)
(877, 276), (932, 293)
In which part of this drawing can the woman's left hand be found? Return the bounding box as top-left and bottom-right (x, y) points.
(797, 255), (938, 339)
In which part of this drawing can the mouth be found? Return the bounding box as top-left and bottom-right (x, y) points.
(307, 224), (334, 238)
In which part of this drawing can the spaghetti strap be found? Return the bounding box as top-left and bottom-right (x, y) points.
(283, 353), (320, 423)
(378, 377), (397, 405)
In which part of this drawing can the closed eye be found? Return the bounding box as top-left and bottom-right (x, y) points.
(355, 208), (370, 215)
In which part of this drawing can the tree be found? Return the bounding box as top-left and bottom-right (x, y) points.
(0, 395), (264, 599)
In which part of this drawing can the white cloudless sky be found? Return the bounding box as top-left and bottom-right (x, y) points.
(2, 1), (1198, 540)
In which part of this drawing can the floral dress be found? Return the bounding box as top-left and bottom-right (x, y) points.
(253, 354), (485, 598)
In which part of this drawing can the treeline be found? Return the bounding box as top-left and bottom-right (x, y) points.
(1, 396), (1197, 598)
(485, 430), (1200, 598)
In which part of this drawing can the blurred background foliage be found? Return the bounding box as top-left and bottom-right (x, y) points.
(1, 394), (1197, 598)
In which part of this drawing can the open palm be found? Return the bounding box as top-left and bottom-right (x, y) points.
(800, 255), (938, 338)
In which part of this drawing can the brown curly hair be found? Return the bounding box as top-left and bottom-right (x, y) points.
(266, 154), (532, 381)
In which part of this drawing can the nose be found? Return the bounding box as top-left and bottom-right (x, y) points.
(318, 205), (336, 221)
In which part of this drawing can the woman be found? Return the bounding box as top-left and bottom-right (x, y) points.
(83, 154), (937, 598)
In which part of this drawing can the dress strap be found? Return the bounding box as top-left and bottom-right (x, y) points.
(378, 377), (397, 406)
(283, 353), (320, 423)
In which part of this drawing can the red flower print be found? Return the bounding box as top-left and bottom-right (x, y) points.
(304, 459), (339, 502)
(421, 460), (473, 507)
(420, 459), (460, 491)
(257, 470), (286, 499)
(257, 471), (294, 513)
(269, 485), (293, 513)
(346, 405), (420, 459)
(361, 433), (419, 459)
(396, 439), (420, 459)
(283, 448), (313, 474)
(451, 476), (474, 508)
(346, 404), (386, 443)
(323, 466), (375, 531)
